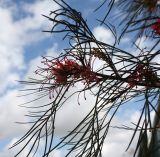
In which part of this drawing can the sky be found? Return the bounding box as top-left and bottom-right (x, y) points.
(0, 0), (158, 157)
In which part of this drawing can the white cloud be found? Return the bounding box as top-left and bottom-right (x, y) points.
(0, 138), (38, 157)
(0, 90), (29, 140)
(135, 36), (160, 51)
(93, 26), (115, 44)
(0, 6), (24, 94)
(17, 0), (59, 44)
(0, 82), (140, 156)
(0, 0), (59, 94)
(0, 0), (60, 155)
(0, 138), (64, 157)
(102, 111), (139, 157)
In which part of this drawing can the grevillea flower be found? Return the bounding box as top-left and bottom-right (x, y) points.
(51, 58), (81, 84)
(35, 57), (100, 98)
(36, 57), (99, 99)
(151, 19), (160, 35)
(127, 64), (145, 88)
(80, 66), (100, 84)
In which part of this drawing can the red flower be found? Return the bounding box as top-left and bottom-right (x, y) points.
(80, 66), (99, 84)
(128, 64), (145, 88)
(51, 58), (81, 84)
(49, 58), (99, 85)
(151, 19), (160, 35)
(53, 69), (68, 84)
(36, 57), (100, 98)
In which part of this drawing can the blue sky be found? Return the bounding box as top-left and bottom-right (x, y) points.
(0, 0), (158, 157)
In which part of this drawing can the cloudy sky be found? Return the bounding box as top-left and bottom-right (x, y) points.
(0, 0), (157, 157)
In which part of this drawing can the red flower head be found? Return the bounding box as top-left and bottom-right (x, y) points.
(128, 64), (145, 88)
(35, 57), (100, 98)
(151, 19), (160, 35)
(50, 58), (99, 85)
(80, 66), (99, 84)
(51, 58), (81, 84)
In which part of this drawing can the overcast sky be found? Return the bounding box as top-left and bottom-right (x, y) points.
(0, 0), (158, 157)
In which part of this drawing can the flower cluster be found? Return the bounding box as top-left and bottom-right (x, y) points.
(151, 19), (160, 35)
(127, 64), (145, 88)
(80, 66), (100, 84)
(51, 59), (81, 84)
(38, 57), (99, 86)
